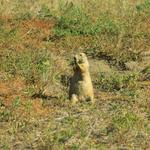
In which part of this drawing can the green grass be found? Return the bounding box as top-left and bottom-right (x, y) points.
(96, 71), (139, 97)
(53, 4), (121, 36)
(1, 49), (53, 84)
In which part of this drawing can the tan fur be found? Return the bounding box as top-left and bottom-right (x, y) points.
(69, 53), (94, 104)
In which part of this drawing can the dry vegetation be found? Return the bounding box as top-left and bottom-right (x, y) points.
(0, 0), (150, 149)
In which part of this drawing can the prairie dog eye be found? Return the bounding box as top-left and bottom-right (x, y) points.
(80, 53), (85, 57)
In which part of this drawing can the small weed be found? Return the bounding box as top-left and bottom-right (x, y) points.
(23, 86), (36, 96)
(57, 129), (75, 143)
(0, 27), (19, 43)
(14, 12), (32, 20)
(23, 100), (33, 113)
(96, 72), (139, 92)
(38, 5), (53, 19)
(12, 96), (21, 108)
(141, 65), (150, 80)
(112, 112), (139, 129)
(1, 144), (10, 150)
(0, 107), (12, 122)
(119, 88), (140, 98)
(70, 144), (80, 150)
(136, 0), (150, 13)
(9, 120), (28, 134)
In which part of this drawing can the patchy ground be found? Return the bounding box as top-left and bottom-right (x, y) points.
(0, 0), (150, 149)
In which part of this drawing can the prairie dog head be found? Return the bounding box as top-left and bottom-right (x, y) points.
(73, 53), (89, 72)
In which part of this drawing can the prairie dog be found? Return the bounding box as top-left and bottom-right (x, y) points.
(69, 53), (94, 104)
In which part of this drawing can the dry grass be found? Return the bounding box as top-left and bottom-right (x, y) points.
(0, 0), (150, 149)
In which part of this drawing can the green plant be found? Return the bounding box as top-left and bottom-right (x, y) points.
(54, 3), (119, 36)
(24, 86), (36, 96)
(1, 144), (10, 150)
(14, 12), (32, 20)
(136, 0), (150, 13)
(38, 5), (53, 19)
(0, 28), (19, 43)
(12, 96), (21, 108)
(1, 49), (53, 84)
(96, 72), (138, 92)
(112, 112), (139, 129)
(0, 107), (12, 122)
(23, 100), (33, 113)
